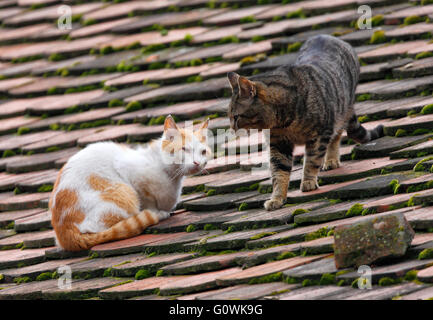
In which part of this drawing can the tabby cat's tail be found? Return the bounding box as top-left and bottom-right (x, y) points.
(59, 210), (160, 251)
(346, 114), (384, 144)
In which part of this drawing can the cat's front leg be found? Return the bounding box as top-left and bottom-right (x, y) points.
(301, 133), (331, 191)
(264, 135), (293, 211)
(322, 131), (342, 171)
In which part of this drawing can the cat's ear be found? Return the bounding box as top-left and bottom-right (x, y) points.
(164, 115), (179, 141)
(164, 115), (178, 131)
(195, 118), (209, 143)
(238, 76), (256, 98)
(227, 72), (240, 94)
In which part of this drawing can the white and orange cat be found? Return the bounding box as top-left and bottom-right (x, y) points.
(49, 116), (211, 251)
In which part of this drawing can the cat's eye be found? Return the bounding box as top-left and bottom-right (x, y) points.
(201, 150), (206, 156)
(182, 147), (190, 152)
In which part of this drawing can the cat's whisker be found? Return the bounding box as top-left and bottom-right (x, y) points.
(170, 167), (185, 181)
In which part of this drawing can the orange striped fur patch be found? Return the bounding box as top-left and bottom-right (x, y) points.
(102, 213), (125, 228)
(51, 188), (86, 251)
(88, 174), (139, 214)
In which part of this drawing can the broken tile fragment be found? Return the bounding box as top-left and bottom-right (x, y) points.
(334, 211), (415, 269)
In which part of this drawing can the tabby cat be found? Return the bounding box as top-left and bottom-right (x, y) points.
(49, 116), (211, 251)
(227, 35), (384, 211)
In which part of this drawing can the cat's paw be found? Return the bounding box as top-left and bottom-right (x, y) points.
(264, 198), (284, 211)
(322, 159), (340, 171)
(156, 211), (171, 221)
(301, 179), (319, 192)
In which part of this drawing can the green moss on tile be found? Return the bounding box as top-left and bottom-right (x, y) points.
(238, 202), (248, 211)
(286, 8), (305, 19)
(301, 278), (318, 287)
(284, 276), (299, 284)
(416, 51), (433, 61)
(421, 104), (433, 115)
(125, 101), (142, 112)
(389, 179), (400, 194)
(418, 248), (433, 260)
(49, 123), (60, 131)
(367, 15), (384, 27)
(218, 36), (239, 44)
(412, 128), (430, 136)
(37, 184), (53, 193)
(186, 75), (203, 83)
(251, 36), (265, 43)
(361, 207), (376, 216)
(88, 252), (99, 259)
(370, 30), (386, 44)
(2, 150), (16, 158)
(14, 277), (31, 284)
(64, 105), (80, 114)
(135, 269), (151, 280)
(125, 41), (141, 50)
(155, 269), (164, 277)
(234, 186), (250, 193)
(108, 99), (123, 108)
(250, 232), (277, 240)
(357, 115), (369, 123)
(203, 224), (217, 231)
(224, 226), (236, 234)
(327, 229), (334, 237)
(404, 270), (418, 281)
(186, 224), (196, 233)
(304, 226), (331, 241)
(276, 251), (296, 260)
(292, 208), (310, 216)
(45, 146), (61, 153)
(48, 53), (65, 62)
(5, 222), (14, 230)
(103, 268), (113, 277)
(148, 115), (166, 126)
(319, 273), (336, 285)
(404, 15), (425, 26)
(356, 93), (371, 102)
(16, 127), (30, 136)
(337, 279), (345, 286)
(11, 55), (43, 64)
(346, 203), (364, 217)
(351, 278), (360, 288)
(240, 16), (256, 23)
(82, 18), (96, 26)
(287, 42), (302, 52)
(189, 58), (203, 67)
(206, 189), (216, 197)
(248, 183), (260, 191)
(395, 129), (407, 137)
(36, 272), (53, 281)
(413, 156), (433, 172)
(407, 110), (419, 117)
(248, 272), (282, 284)
(240, 56), (257, 66)
(194, 184), (205, 193)
(378, 277), (400, 286)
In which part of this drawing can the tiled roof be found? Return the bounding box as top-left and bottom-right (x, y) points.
(0, 0), (432, 301)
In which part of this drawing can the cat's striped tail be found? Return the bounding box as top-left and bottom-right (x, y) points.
(346, 114), (384, 144)
(57, 210), (161, 252)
